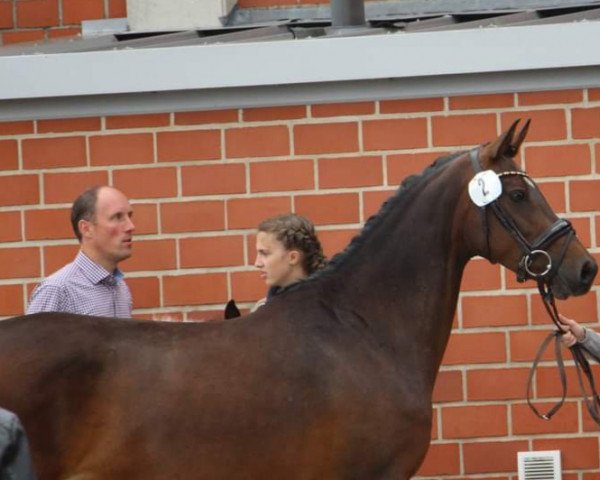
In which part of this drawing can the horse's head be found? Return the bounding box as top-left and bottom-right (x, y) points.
(465, 119), (597, 299)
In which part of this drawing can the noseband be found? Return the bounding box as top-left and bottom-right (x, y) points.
(468, 149), (574, 286)
(469, 148), (600, 425)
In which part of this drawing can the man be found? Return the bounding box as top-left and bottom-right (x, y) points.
(0, 408), (37, 480)
(27, 186), (134, 318)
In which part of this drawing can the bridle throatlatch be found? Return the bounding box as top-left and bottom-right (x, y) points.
(469, 149), (600, 425)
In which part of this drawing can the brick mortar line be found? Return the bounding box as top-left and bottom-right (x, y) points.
(7, 99), (596, 138)
(431, 432), (600, 442)
(0, 223), (359, 237)
(0, 186), (595, 212)
(13, 117), (419, 139)
(1, 234), (598, 256)
(75, 141), (593, 161)
(1, 156), (370, 170)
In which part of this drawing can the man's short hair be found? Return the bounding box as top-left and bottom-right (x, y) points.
(71, 186), (102, 242)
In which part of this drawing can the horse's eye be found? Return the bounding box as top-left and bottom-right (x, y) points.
(509, 190), (526, 202)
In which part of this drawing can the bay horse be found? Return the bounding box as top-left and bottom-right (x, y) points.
(0, 120), (597, 480)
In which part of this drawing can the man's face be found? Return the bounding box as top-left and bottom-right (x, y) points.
(82, 187), (134, 271)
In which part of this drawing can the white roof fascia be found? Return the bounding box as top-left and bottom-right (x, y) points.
(0, 65), (597, 121)
(1, 21), (600, 120)
(4, 21), (600, 99)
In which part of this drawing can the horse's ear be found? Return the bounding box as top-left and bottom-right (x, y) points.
(224, 299), (241, 319)
(510, 118), (530, 155)
(482, 119), (520, 163)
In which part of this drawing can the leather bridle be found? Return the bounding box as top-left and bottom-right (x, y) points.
(469, 149), (574, 285)
(469, 148), (600, 425)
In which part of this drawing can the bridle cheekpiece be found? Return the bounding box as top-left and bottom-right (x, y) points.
(468, 148), (574, 287)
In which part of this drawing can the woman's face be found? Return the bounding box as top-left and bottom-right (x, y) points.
(254, 231), (304, 288)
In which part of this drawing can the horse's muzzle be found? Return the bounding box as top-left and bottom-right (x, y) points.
(552, 256), (597, 299)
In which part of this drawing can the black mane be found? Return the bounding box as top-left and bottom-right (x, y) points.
(283, 149), (466, 293)
(317, 150), (464, 276)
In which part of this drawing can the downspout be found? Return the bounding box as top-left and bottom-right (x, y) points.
(330, 0), (366, 27)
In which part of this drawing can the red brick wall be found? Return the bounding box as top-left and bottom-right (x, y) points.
(0, 0), (126, 45)
(0, 93), (599, 478)
(2, 6), (600, 479)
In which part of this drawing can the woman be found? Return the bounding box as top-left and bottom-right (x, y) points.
(253, 213), (326, 311)
(559, 313), (600, 356)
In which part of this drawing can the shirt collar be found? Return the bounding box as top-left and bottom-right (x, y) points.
(75, 251), (124, 285)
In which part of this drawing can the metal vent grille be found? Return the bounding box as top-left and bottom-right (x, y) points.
(518, 450), (561, 480)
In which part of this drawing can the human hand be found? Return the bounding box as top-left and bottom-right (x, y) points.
(558, 314), (586, 347)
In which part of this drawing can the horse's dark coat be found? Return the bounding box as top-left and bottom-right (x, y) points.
(0, 122), (596, 480)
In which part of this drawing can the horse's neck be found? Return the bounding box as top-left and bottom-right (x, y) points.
(327, 160), (471, 379)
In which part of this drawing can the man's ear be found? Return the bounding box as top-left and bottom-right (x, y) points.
(78, 219), (92, 239)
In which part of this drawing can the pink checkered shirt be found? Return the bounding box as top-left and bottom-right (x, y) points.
(27, 251), (132, 318)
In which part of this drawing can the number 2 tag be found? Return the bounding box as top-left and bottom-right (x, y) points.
(468, 170), (502, 207)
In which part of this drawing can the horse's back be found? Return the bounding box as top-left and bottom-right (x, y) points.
(0, 313), (193, 479)
(0, 308), (430, 479)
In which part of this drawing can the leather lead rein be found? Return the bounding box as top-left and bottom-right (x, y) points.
(467, 148), (600, 425)
(528, 282), (600, 425)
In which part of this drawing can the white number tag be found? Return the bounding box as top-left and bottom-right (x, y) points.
(468, 170), (502, 207)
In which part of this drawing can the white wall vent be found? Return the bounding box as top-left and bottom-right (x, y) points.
(518, 450), (562, 480)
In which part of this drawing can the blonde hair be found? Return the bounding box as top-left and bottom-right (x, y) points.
(257, 214), (327, 275)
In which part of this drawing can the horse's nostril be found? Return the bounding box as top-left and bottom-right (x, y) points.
(581, 259), (598, 286)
